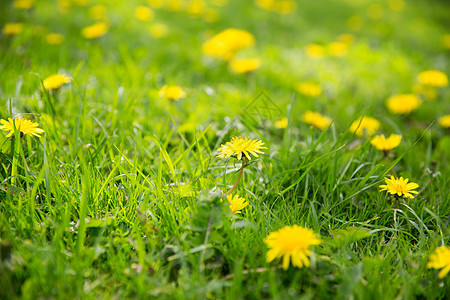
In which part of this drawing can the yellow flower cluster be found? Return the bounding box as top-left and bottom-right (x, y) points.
(217, 136), (267, 161)
(226, 194), (249, 214)
(229, 58), (261, 74)
(46, 33), (65, 45)
(255, 0), (297, 14)
(370, 134), (401, 151)
(43, 74), (72, 90)
(0, 118), (44, 138)
(296, 82), (322, 97)
(379, 176), (419, 199)
(427, 246), (450, 279)
(159, 85), (186, 100)
(349, 116), (380, 137)
(386, 94), (421, 115)
(302, 111), (332, 130)
(3, 23), (24, 35)
(202, 28), (255, 61)
(438, 115), (450, 128)
(81, 23), (109, 39)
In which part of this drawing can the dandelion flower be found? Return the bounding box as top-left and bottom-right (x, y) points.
(135, 6), (154, 21)
(202, 28), (255, 61)
(386, 94), (421, 115)
(81, 23), (108, 39)
(46, 33), (65, 45)
(305, 44), (325, 59)
(227, 194), (248, 214)
(217, 136), (267, 161)
(159, 85), (186, 100)
(296, 82), (322, 97)
(43, 74), (71, 90)
(379, 176), (419, 199)
(264, 225), (321, 270)
(3, 23), (23, 35)
(229, 58), (261, 74)
(302, 111), (332, 130)
(438, 115), (450, 128)
(0, 118), (44, 138)
(328, 42), (348, 57)
(427, 246), (450, 279)
(272, 0), (297, 14)
(349, 116), (380, 137)
(13, 0), (35, 9)
(274, 117), (288, 129)
(418, 70), (448, 87)
(89, 5), (107, 21)
(256, 0), (275, 10)
(149, 23), (169, 38)
(370, 134), (401, 151)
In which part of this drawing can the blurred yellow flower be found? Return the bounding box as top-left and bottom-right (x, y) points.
(255, 0), (275, 9)
(328, 42), (348, 57)
(89, 5), (107, 21)
(305, 44), (325, 59)
(427, 246), (450, 279)
(217, 136), (267, 161)
(350, 116), (380, 137)
(386, 94), (421, 115)
(337, 33), (355, 45)
(302, 111), (332, 130)
(264, 225), (321, 270)
(58, 0), (72, 14)
(438, 115), (450, 128)
(227, 194), (249, 214)
(413, 84), (437, 100)
(43, 74), (71, 90)
(148, 0), (164, 8)
(168, 0), (184, 11)
(370, 134), (401, 151)
(274, 117), (288, 129)
(3, 23), (23, 36)
(81, 23), (108, 39)
(46, 33), (65, 45)
(443, 34), (450, 50)
(418, 70), (449, 87)
(13, 0), (35, 9)
(202, 28), (255, 61)
(149, 23), (169, 38)
(135, 6), (154, 21)
(379, 176), (419, 199)
(367, 4), (383, 20)
(159, 85), (186, 100)
(347, 15), (363, 31)
(296, 82), (322, 97)
(272, 0), (296, 14)
(229, 58), (261, 74)
(388, 0), (405, 12)
(187, 0), (207, 16)
(0, 118), (44, 138)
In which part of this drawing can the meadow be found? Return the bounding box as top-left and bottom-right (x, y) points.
(1, 0), (450, 299)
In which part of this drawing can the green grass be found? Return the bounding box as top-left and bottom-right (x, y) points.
(1, 0), (450, 298)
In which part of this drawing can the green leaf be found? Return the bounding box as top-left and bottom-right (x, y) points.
(328, 227), (373, 248)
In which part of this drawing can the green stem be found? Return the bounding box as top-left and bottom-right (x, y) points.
(225, 161), (245, 196)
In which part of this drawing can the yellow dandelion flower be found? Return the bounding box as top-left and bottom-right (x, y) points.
(386, 94), (421, 115)
(13, 0), (35, 9)
(370, 134), (401, 151)
(229, 58), (261, 74)
(3, 23), (23, 36)
(418, 70), (449, 87)
(305, 44), (325, 59)
(167, 0), (184, 11)
(256, 0), (275, 10)
(296, 82), (322, 97)
(328, 42), (348, 57)
(159, 85), (186, 100)
(227, 194), (249, 214)
(337, 33), (355, 45)
(149, 23), (169, 38)
(264, 225), (321, 270)
(349, 116), (380, 137)
(302, 111), (332, 130)
(217, 136), (267, 161)
(81, 23), (108, 39)
(187, 0), (207, 16)
(89, 5), (107, 21)
(46, 33), (65, 45)
(202, 28), (255, 61)
(272, 0), (297, 14)
(135, 6), (154, 21)
(0, 118), (44, 138)
(438, 115), (450, 128)
(379, 176), (419, 199)
(427, 246), (450, 279)
(43, 74), (71, 90)
(274, 117), (288, 129)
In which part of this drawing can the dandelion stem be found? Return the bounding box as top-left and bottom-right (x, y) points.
(225, 161), (245, 196)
